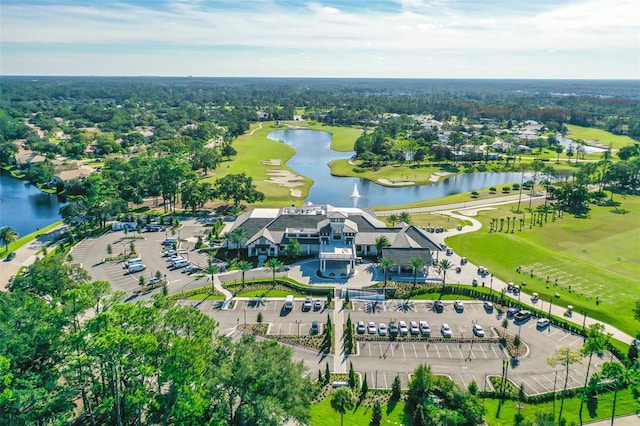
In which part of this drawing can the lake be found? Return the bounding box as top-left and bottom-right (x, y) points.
(268, 129), (529, 208)
(0, 171), (66, 239)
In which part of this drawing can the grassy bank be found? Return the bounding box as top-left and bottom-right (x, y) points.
(310, 397), (405, 426)
(566, 124), (637, 150)
(0, 220), (63, 259)
(446, 196), (640, 336)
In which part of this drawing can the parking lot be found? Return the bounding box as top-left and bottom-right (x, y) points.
(171, 297), (613, 395)
(71, 227), (616, 396)
(71, 222), (212, 296)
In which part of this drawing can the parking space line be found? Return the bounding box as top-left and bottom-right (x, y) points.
(558, 333), (572, 341)
(479, 345), (487, 359)
(446, 345), (452, 358)
(490, 345), (500, 359)
(456, 344), (464, 359)
(531, 376), (549, 392)
(401, 345), (406, 358)
(389, 344), (395, 358)
(569, 337), (583, 346)
(460, 375), (468, 389)
(548, 329), (561, 337)
(413, 344), (418, 358)
(383, 374), (388, 388)
(435, 345), (440, 358)
(423, 343), (429, 358)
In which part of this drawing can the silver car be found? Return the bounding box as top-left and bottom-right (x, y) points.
(441, 323), (453, 338)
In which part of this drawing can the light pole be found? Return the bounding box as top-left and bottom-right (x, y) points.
(489, 274), (493, 293)
(244, 308), (247, 328)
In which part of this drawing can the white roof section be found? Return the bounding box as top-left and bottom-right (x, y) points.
(249, 208), (280, 218)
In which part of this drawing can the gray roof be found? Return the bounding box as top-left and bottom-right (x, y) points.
(381, 247), (432, 267)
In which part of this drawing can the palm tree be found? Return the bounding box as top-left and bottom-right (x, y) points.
(205, 259), (219, 294)
(225, 226), (247, 259)
(409, 257), (424, 294)
(374, 235), (390, 259)
(331, 387), (356, 426)
(398, 211), (411, 225)
(386, 214), (399, 227)
(236, 260), (253, 289)
(0, 226), (19, 253)
(547, 346), (583, 423)
(438, 259), (452, 288)
(379, 257), (395, 286)
(264, 258), (284, 285)
(578, 324), (610, 425)
(597, 362), (636, 426)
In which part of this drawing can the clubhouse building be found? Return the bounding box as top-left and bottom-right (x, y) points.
(228, 204), (442, 279)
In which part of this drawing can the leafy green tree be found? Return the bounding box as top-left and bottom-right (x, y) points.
(191, 147), (220, 175)
(348, 362), (356, 389)
(225, 226), (248, 259)
(264, 258), (284, 285)
(286, 238), (303, 258)
(387, 214), (399, 227)
(360, 374), (369, 400)
(438, 258), (453, 287)
(579, 323), (610, 425)
(391, 374), (402, 402)
(180, 179), (213, 213)
(236, 260), (253, 288)
(374, 235), (390, 257)
(406, 364), (433, 414)
(371, 400), (382, 425)
(24, 161), (55, 185)
(0, 226), (18, 252)
(547, 345), (583, 423)
(213, 172), (265, 207)
(380, 257), (395, 286)
(331, 387), (356, 426)
(399, 211), (412, 224)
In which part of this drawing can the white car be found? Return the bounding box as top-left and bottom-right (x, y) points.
(367, 322), (377, 334)
(537, 318), (551, 329)
(378, 323), (388, 336)
(454, 300), (464, 311)
(410, 321), (420, 335)
(441, 323), (453, 338)
(398, 320), (409, 336)
(472, 324), (485, 337)
(419, 321), (431, 336)
(483, 301), (494, 311)
(303, 296), (312, 311)
(356, 321), (366, 334)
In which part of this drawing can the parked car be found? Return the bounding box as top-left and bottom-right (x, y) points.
(127, 263), (146, 273)
(183, 265), (201, 274)
(378, 323), (387, 336)
(149, 276), (162, 285)
(536, 318), (550, 329)
(483, 301), (494, 311)
(454, 300), (464, 312)
(6, 252), (16, 261)
(419, 321), (431, 337)
(313, 299), (322, 310)
(171, 259), (189, 269)
(472, 324), (485, 337)
(434, 300), (444, 313)
(123, 257), (143, 268)
(410, 321), (420, 335)
(389, 322), (399, 337)
(367, 322), (377, 334)
(507, 307), (519, 318)
(162, 250), (177, 257)
(398, 320), (409, 336)
(310, 321), (320, 335)
(356, 321), (366, 334)
(513, 310), (532, 323)
(302, 296), (312, 311)
(441, 323), (453, 338)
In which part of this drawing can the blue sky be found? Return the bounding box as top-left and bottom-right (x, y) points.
(1, 0), (638, 78)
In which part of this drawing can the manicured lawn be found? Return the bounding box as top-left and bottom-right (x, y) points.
(371, 186), (521, 211)
(329, 159), (451, 186)
(483, 387), (638, 426)
(446, 196), (640, 336)
(235, 289), (306, 298)
(406, 212), (466, 229)
(188, 294), (225, 300)
(566, 124), (637, 150)
(204, 121), (360, 207)
(310, 397), (405, 426)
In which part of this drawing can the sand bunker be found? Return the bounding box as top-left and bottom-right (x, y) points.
(265, 168), (305, 198)
(262, 159), (282, 166)
(377, 178), (415, 186)
(429, 171), (453, 182)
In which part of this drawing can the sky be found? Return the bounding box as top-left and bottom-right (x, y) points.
(1, 0), (638, 79)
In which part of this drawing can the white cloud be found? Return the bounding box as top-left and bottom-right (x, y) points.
(0, 0), (637, 77)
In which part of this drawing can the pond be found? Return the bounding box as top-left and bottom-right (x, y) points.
(555, 134), (606, 154)
(268, 129), (529, 208)
(0, 171), (66, 239)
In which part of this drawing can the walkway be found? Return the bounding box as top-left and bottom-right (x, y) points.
(0, 224), (68, 290)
